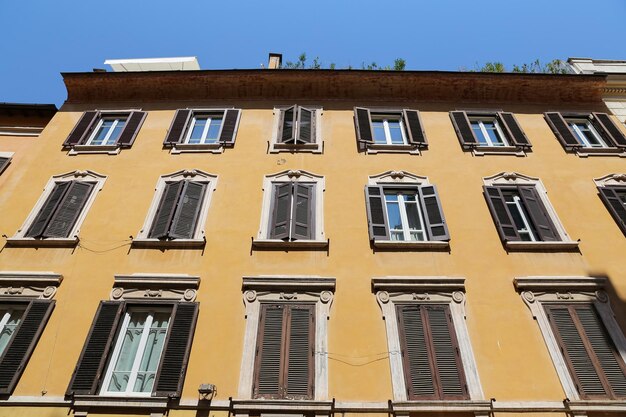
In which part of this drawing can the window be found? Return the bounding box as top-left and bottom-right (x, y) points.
(270, 105), (322, 153)
(365, 171), (449, 248)
(0, 152), (13, 175)
(545, 112), (626, 154)
(9, 171), (106, 246)
(163, 108), (241, 153)
(354, 107), (427, 153)
(63, 110), (146, 154)
(134, 170), (216, 247)
(450, 111), (531, 154)
(596, 174), (626, 236)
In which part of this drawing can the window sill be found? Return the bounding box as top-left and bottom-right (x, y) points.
(72, 394), (169, 409)
(252, 238), (329, 250)
(571, 147), (626, 157)
(470, 145), (528, 157)
(505, 240), (579, 251)
(373, 239), (450, 250)
(392, 400), (491, 413)
(68, 145), (121, 155)
(232, 399), (333, 413)
(5, 236), (79, 247)
(270, 141), (323, 154)
(132, 238), (206, 249)
(366, 144), (423, 155)
(170, 143), (225, 154)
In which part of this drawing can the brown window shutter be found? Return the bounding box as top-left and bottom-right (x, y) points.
(290, 183), (314, 240)
(483, 186), (520, 242)
(149, 181), (185, 239)
(25, 181), (71, 238)
(365, 185), (390, 240)
(402, 109), (428, 147)
(497, 112), (532, 147)
(0, 299), (55, 395)
(269, 183), (292, 240)
(164, 109), (192, 146)
(278, 106), (297, 144)
(418, 184), (449, 241)
(598, 186), (626, 235)
(449, 111), (478, 148)
(116, 111), (146, 147)
(297, 107), (315, 144)
(169, 182), (207, 239)
(517, 186), (560, 242)
(0, 156), (11, 175)
(219, 109), (241, 146)
(544, 112), (580, 150)
(285, 305), (315, 399)
(592, 113), (626, 148)
(354, 107), (374, 152)
(154, 302), (199, 397)
(42, 181), (95, 238)
(63, 111), (100, 147)
(254, 304), (285, 398)
(67, 301), (124, 396)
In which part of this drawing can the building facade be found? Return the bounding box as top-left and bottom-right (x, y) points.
(1, 59), (626, 417)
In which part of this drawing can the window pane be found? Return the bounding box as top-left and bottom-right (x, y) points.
(106, 119), (126, 145)
(133, 312), (170, 393)
(372, 121), (386, 144)
(385, 199), (402, 239)
(91, 120), (114, 145)
(188, 118), (207, 144)
(471, 122), (488, 145)
(0, 307), (24, 356)
(107, 312), (148, 393)
(484, 122), (504, 146)
(387, 120), (404, 144)
(205, 117), (222, 143)
(405, 202), (424, 241)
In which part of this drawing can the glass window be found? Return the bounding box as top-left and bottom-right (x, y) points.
(372, 117), (407, 145)
(469, 118), (507, 146)
(0, 306), (25, 356)
(502, 189), (537, 241)
(567, 118), (607, 148)
(87, 117), (127, 146)
(384, 190), (426, 241)
(185, 115), (223, 144)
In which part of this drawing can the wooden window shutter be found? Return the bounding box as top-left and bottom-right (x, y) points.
(498, 112), (532, 147)
(285, 305), (315, 399)
(592, 113), (626, 148)
(0, 156), (11, 175)
(354, 107), (374, 152)
(297, 107), (315, 144)
(43, 181), (94, 238)
(67, 301), (124, 396)
(402, 109), (428, 147)
(63, 111), (100, 147)
(219, 109), (241, 146)
(25, 181), (71, 238)
(598, 187), (626, 235)
(254, 304), (285, 398)
(169, 182), (207, 239)
(278, 106), (297, 144)
(517, 186), (560, 241)
(290, 183), (314, 240)
(450, 111), (478, 148)
(483, 186), (521, 242)
(365, 185), (390, 240)
(0, 299), (55, 395)
(544, 112), (580, 150)
(154, 302), (199, 397)
(149, 181), (185, 239)
(164, 109), (192, 146)
(269, 183), (292, 240)
(418, 184), (450, 241)
(116, 111), (147, 147)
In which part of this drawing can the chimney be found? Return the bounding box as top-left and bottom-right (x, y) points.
(268, 53), (282, 69)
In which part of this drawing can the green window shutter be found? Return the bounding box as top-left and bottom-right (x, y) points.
(278, 106), (297, 144)
(219, 109), (241, 146)
(43, 181), (94, 238)
(592, 112), (626, 148)
(483, 186), (520, 242)
(164, 109), (192, 146)
(402, 109), (428, 147)
(397, 305), (435, 399)
(498, 112), (532, 147)
(149, 181), (184, 239)
(450, 111), (478, 148)
(63, 111), (100, 147)
(25, 181), (71, 238)
(169, 182), (206, 239)
(354, 107), (374, 152)
(254, 304), (285, 398)
(297, 107), (315, 144)
(0, 156), (11, 175)
(269, 183), (292, 240)
(285, 305), (315, 399)
(598, 186), (626, 235)
(290, 183), (314, 240)
(418, 184), (449, 241)
(116, 111), (146, 147)
(517, 186), (560, 242)
(364, 185), (389, 240)
(545, 112), (580, 150)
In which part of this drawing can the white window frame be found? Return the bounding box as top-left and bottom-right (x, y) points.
(384, 191), (426, 241)
(68, 109), (141, 156)
(170, 108), (239, 155)
(502, 190), (537, 241)
(269, 106), (323, 154)
(183, 113), (223, 145)
(566, 117), (608, 148)
(469, 117), (508, 147)
(372, 115), (408, 145)
(8, 170), (107, 246)
(133, 169), (217, 248)
(85, 116), (127, 146)
(0, 305), (25, 356)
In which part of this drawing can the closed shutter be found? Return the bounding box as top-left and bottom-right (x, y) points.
(418, 185), (449, 241)
(398, 305), (435, 399)
(297, 107), (315, 144)
(0, 300), (55, 394)
(220, 109), (241, 146)
(149, 181), (184, 239)
(67, 301), (124, 395)
(25, 181), (71, 238)
(365, 186), (390, 240)
(354, 107), (374, 152)
(290, 183), (314, 240)
(164, 109), (192, 146)
(450, 111), (478, 148)
(254, 304), (285, 398)
(402, 109), (428, 147)
(518, 186), (559, 242)
(483, 186), (520, 242)
(498, 112), (532, 147)
(269, 183), (292, 240)
(154, 302), (199, 397)
(169, 182), (206, 239)
(285, 305), (314, 399)
(0, 156), (11, 174)
(43, 181), (94, 238)
(63, 111), (99, 147)
(592, 113), (626, 148)
(116, 111), (146, 147)
(545, 112), (580, 150)
(598, 187), (626, 235)
(278, 106), (297, 144)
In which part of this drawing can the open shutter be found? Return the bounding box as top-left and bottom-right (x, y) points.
(403, 109), (427, 147)
(297, 107), (315, 144)
(0, 300), (55, 395)
(149, 181), (184, 239)
(25, 182), (70, 238)
(269, 183), (292, 240)
(67, 301), (124, 396)
(290, 183), (314, 240)
(498, 112), (532, 147)
(219, 109), (241, 146)
(483, 186), (520, 242)
(278, 106), (297, 144)
(0, 156), (11, 174)
(154, 302), (199, 397)
(354, 107), (374, 152)
(169, 182), (206, 239)
(598, 187), (626, 235)
(518, 186), (559, 242)
(418, 185), (449, 241)
(545, 112), (580, 150)
(398, 305), (436, 399)
(63, 111), (99, 147)
(285, 305), (314, 399)
(592, 113), (626, 148)
(116, 111), (146, 147)
(164, 110), (192, 146)
(450, 111), (478, 148)
(43, 181), (94, 238)
(254, 304), (285, 398)
(365, 186), (389, 240)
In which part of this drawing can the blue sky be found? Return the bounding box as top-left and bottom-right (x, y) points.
(1, 0), (625, 106)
